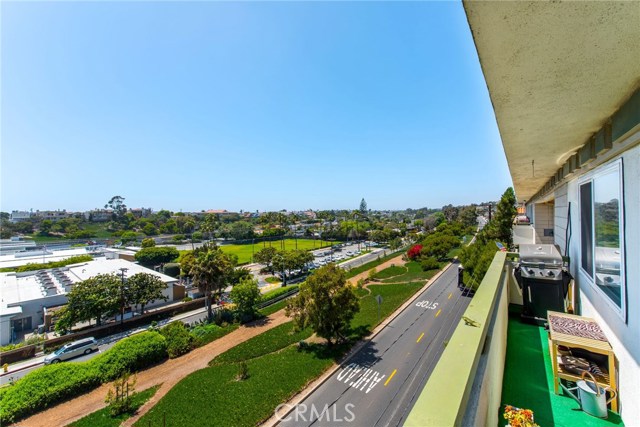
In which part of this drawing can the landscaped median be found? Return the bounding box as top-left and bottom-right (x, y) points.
(133, 269), (432, 426)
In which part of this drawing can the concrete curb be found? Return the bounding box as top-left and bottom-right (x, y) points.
(261, 262), (455, 427)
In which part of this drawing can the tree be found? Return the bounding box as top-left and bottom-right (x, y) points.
(254, 247), (278, 273)
(201, 214), (219, 240)
(407, 244), (423, 260)
(39, 220), (53, 236)
(142, 223), (158, 236)
(230, 266), (253, 286)
(271, 249), (313, 285)
(389, 237), (402, 251)
(230, 278), (261, 320)
(229, 221), (255, 240)
(187, 244), (237, 320)
(105, 196), (127, 223)
(126, 272), (168, 314)
(442, 204), (459, 222)
(489, 187), (517, 248)
(56, 274), (120, 332)
(121, 231), (138, 244)
(359, 198), (368, 216)
(134, 247), (179, 267)
(141, 238), (156, 248)
(459, 205), (478, 228)
(286, 264), (359, 345)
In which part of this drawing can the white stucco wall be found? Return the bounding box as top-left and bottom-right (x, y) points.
(560, 141), (640, 424)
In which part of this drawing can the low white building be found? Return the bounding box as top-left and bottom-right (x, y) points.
(0, 258), (178, 345)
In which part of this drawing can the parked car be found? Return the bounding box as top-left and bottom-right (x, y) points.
(44, 337), (98, 364)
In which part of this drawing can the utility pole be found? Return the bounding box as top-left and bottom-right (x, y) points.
(488, 203), (493, 222)
(119, 267), (128, 325)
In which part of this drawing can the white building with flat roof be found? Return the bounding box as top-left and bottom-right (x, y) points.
(0, 258), (178, 345)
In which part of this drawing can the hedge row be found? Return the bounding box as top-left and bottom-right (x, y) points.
(0, 255), (93, 273)
(259, 285), (299, 304)
(0, 331), (168, 425)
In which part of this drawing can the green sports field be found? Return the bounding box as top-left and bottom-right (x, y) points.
(219, 238), (331, 264)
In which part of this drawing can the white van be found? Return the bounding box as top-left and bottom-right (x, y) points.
(44, 337), (99, 364)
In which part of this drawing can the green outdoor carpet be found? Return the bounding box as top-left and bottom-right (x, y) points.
(499, 305), (624, 427)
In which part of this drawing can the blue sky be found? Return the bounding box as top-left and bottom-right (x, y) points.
(1, 1), (511, 213)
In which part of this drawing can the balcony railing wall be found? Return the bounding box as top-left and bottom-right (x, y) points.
(405, 251), (516, 426)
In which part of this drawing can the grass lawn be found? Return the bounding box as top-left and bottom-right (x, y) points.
(136, 345), (335, 427)
(265, 276), (280, 284)
(373, 264), (407, 279)
(379, 261), (437, 284)
(29, 234), (70, 243)
(345, 249), (404, 278)
(210, 322), (312, 365)
(351, 282), (424, 335)
(257, 299), (289, 317)
(178, 239), (331, 265)
(68, 385), (159, 427)
(190, 323), (239, 348)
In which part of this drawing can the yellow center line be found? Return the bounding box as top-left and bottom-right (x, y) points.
(416, 332), (425, 343)
(448, 293), (452, 300)
(384, 369), (397, 387)
(435, 309), (442, 318)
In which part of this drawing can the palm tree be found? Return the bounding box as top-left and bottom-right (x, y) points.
(190, 244), (236, 320)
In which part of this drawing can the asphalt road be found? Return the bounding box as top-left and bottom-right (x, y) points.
(277, 262), (473, 427)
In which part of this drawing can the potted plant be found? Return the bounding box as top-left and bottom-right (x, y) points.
(503, 405), (539, 427)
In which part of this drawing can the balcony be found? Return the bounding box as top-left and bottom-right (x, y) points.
(405, 251), (624, 427)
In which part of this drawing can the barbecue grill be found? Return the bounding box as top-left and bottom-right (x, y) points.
(516, 244), (572, 325)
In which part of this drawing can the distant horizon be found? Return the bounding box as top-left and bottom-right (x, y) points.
(4, 197), (497, 215)
(1, 2), (513, 213)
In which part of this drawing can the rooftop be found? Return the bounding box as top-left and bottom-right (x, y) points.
(0, 258), (177, 308)
(0, 247), (96, 270)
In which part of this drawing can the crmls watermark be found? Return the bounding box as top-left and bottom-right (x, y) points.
(274, 403), (356, 423)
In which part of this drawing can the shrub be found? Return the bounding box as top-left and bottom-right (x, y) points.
(9, 255), (93, 273)
(141, 238), (156, 248)
(172, 234), (186, 242)
(135, 247), (179, 267)
(92, 331), (168, 381)
(420, 256), (440, 271)
(142, 223), (158, 236)
(192, 231), (203, 242)
(189, 322), (238, 347)
(260, 285), (299, 304)
(407, 244), (423, 260)
(1, 332), (168, 423)
(0, 364), (101, 424)
(163, 262), (181, 278)
(160, 322), (193, 358)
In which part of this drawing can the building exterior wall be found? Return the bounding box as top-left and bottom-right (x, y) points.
(558, 140), (640, 424)
(532, 202), (555, 244)
(9, 211), (32, 223)
(553, 184), (569, 255)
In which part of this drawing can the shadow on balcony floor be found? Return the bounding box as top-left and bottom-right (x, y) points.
(499, 305), (624, 427)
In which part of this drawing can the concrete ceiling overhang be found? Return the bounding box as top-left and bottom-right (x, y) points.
(463, 1), (640, 202)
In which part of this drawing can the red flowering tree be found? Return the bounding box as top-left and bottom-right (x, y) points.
(407, 244), (423, 260)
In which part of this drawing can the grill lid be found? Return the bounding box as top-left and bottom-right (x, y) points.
(519, 244), (563, 268)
